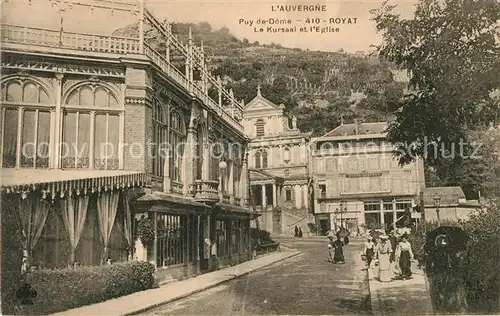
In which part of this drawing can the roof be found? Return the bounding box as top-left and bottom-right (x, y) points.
(249, 168), (284, 182)
(136, 192), (210, 208)
(423, 187), (466, 206)
(322, 122), (388, 137)
(1, 169), (145, 187)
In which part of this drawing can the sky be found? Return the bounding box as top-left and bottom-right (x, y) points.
(2, 0), (418, 52)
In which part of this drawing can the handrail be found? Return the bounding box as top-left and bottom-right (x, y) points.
(1, 24), (141, 54)
(1, 24), (139, 40)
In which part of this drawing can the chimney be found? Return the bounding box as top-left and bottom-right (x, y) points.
(354, 119), (360, 135)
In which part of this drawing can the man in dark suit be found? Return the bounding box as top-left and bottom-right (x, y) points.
(389, 230), (398, 263)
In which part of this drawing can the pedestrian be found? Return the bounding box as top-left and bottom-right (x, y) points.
(298, 227), (303, 238)
(333, 236), (345, 263)
(294, 226), (299, 237)
(376, 234), (393, 282)
(389, 230), (398, 263)
(364, 237), (375, 270)
(395, 234), (414, 280)
(327, 235), (335, 262)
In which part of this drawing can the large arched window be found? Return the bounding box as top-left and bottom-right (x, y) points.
(1, 78), (52, 168)
(254, 149), (268, 169)
(255, 119), (265, 137)
(152, 99), (167, 177)
(262, 150), (268, 168)
(62, 84), (122, 170)
(169, 111), (186, 183)
(254, 151), (261, 168)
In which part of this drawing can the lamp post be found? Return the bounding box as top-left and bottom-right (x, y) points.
(336, 204), (348, 230)
(218, 159), (227, 200)
(433, 193), (441, 226)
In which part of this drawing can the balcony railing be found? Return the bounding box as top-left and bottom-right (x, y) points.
(171, 181), (184, 195)
(144, 44), (243, 132)
(221, 194), (231, 204)
(193, 179), (219, 204)
(1, 24), (141, 54)
(234, 197), (241, 206)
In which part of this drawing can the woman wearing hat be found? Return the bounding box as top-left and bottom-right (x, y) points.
(376, 234), (393, 282)
(395, 234), (414, 280)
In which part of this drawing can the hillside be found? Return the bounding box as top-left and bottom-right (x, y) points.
(115, 21), (405, 136)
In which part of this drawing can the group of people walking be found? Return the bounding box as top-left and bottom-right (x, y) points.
(327, 229), (350, 264)
(364, 230), (415, 282)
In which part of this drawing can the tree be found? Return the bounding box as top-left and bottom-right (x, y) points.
(371, 0), (500, 171)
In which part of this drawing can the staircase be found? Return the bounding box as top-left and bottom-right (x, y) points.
(281, 209), (314, 236)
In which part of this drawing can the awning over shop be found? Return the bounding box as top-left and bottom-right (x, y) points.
(215, 202), (261, 219)
(135, 192), (210, 214)
(1, 169), (149, 198)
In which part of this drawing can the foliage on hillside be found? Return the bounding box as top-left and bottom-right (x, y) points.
(114, 21), (403, 131)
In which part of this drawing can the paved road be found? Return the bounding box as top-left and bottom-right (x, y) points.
(140, 237), (371, 315)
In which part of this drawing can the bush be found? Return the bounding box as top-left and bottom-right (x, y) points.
(250, 228), (275, 247)
(9, 261), (155, 315)
(1, 196), (25, 315)
(462, 200), (500, 313)
(409, 210), (500, 314)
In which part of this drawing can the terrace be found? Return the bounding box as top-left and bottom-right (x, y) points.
(0, 0), (243, 132)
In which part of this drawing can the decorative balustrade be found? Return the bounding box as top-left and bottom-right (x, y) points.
(171, 181), (184, 195)
(144, 44), (243, 132)
(1, 24), (141, 54)
(1, 24), (243, 133)
(193, 179), (220, 204)
(221, 194), (231, 204)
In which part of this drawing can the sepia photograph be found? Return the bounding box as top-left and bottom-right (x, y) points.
(0, 0), (499, 314)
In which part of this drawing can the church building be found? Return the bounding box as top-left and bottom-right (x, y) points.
(242, 87), (313, 235)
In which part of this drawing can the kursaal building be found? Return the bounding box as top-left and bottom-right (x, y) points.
(1, 0), (257, 282)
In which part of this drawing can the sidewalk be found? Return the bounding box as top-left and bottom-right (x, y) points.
(52, 250), (302, 316)
(368, 262), (434, 315)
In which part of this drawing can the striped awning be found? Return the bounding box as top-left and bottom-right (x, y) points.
(1, 169), (149, 199)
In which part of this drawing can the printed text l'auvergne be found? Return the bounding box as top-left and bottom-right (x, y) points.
(271, 4), (327, 12)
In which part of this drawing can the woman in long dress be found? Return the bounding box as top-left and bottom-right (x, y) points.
(395, 234), (414, 280)
(333, 236), (345, 263)
(376, 235), (393, 282)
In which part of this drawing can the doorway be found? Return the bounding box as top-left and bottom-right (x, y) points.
(319, 219), (330, 236)
(199, 215), (209, 272)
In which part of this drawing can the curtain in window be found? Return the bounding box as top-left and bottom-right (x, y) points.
(94, 114), (107, 170)
(2, 109), (18, 167)
(122, 193), (133, 260)
(37, 111), (51, 168)
(18, 198), (51, 272)
(21, 110), (36, 167)
(97, 191), (120, 264)
(77, 113), (90, 168)
(60, 194), (90, 265)
(107, 114), (120, 170)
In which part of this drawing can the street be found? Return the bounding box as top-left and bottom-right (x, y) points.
(140, 238), (371, 315)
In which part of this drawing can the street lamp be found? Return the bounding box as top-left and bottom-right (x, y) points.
(336, 203), (348, 229)
(433, 193), (441, 226)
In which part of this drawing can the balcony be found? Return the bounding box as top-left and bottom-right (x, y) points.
(193, 179), (220, 204)
(221, 194), (231, 204)
(1, 24), (141, 54)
